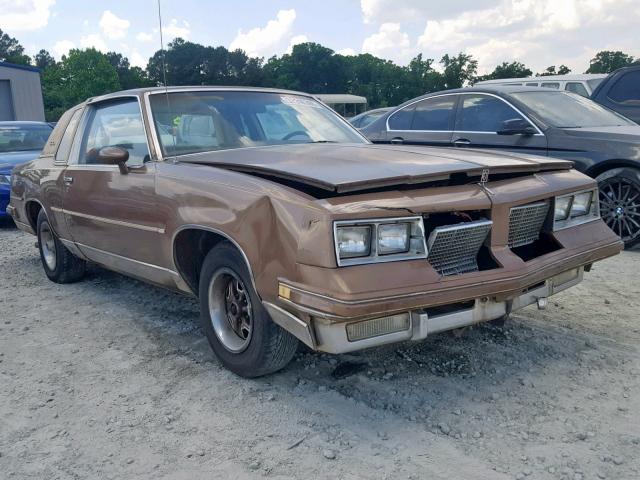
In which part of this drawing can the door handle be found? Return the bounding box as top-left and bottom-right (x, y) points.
(390, 137), (404, 144)
(63, 176), (74, 185)
(453, 138), (471, 146)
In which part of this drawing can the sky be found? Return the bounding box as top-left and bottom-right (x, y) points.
(1, 0), (638, 75)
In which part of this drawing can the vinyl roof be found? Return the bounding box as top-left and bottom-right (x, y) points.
(315, 94), (368, 105)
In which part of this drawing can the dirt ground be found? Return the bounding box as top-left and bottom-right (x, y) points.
(1, 219), (639, 480)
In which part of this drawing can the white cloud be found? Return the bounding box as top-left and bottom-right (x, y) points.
(162, 18), (190, 40)
(136, 32), (153, 42)
(411, 0), (640, 74)
(99, 10), (130, 40)
(362, 23), (411, 61)
(80, 34), (108, 52)
(287, 34), (308, 53)
(130, 51), (147, 68)
(336, 48), (356, 56)
(229, 9), (297, 57)
(0, 0), (55, 31)
(52, 39), (75, 58)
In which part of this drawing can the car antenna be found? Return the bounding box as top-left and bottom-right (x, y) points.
(156, 0), (177, 162)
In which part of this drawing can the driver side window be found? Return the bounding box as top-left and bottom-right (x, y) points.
(80, 100), (150, 166)
(456, 95), (526, 132)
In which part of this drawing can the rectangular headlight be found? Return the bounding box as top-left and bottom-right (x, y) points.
(336, 225), (371, 259)
(0, 174), (10, 186)
(378, 223), (410, 255)
(570, 191), (593, 217)
(334, 216), (427, 266)
(553, 188), (600, 231)
(554, 195), (572, 221)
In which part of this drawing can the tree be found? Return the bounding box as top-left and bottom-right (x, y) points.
(404, 54), (444, 98)
(34, 49), (56, 69)
(106, 52), (152, 90)
(0, 28), (31, 65)
(440, 52), (478, 89)
(475, 61), (532, 82)
(41, 48), (120, 120)
(539, 64), (571, 76)
(586, 50), (635, 73)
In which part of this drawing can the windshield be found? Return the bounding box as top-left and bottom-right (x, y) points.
(150, 91), (366, 156)
(0, 124), (52, 153)
(510, 91), (633, 128)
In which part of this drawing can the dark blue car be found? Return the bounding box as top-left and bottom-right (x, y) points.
(0, 122), (53, 220)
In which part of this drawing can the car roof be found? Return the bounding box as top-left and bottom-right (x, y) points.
(0, 121), (52, 127)
(88, 86), (314, 103)
(476, 73), (606, 84)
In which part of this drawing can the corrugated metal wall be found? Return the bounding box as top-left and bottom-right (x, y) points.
(0, 64), (46, 121)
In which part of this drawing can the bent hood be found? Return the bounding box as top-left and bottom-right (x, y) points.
(180, 143), (572, 193)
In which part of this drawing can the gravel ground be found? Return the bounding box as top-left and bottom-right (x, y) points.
(1, 219), (639, 480)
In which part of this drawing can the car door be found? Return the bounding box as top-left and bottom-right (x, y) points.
(452, 93), (547, 155)
(385, 95), (456, 147)
(62, 97), (167, 273)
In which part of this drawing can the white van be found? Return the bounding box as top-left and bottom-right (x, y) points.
(475, 74), (607, 97)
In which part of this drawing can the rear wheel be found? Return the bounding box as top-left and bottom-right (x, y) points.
(597, 167), (640, 248)
(36, 209), (86, 283)
(198, 242), (298, 377)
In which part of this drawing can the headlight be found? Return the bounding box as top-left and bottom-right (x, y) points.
(0, 174), (10, 185)
(336, 225), (371, 259)
(554, 195), (572, 221)
(553, 188), (600, 230)
(378, 223), (410, 255)
(570, 191), (593, 217)
(334, 217), (427, 266)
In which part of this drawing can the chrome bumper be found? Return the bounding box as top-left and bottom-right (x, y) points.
(267, 267), (583, 354)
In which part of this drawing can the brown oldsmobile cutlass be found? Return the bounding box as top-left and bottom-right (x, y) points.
(7, 87), (623, 377)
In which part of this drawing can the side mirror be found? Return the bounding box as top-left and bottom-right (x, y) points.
(497, 118), (537, 136)
(97, 146), (129, 174)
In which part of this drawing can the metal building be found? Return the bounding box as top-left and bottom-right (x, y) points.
(0, 61), (46, 121)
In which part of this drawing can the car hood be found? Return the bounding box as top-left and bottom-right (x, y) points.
(180, 144), (571, 193)
(0, 150), (42, 173)
(560, 125), (640, 143)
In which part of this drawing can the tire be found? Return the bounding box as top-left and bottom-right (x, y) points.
(597, 167), (640, 249)
(36, 209), (86, 283)
(198, 242), (298, 377)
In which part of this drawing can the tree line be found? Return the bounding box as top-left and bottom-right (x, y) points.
(0, 28), (637, 121)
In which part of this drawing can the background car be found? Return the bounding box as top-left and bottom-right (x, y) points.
(361, 86), (640, 247)
(475, 74), (607, 98)
(0, 121), (53, 221)
(590, 64), (640, 123)
(348, 107), (393, 129)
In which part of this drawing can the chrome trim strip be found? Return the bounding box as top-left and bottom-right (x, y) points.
(69, 240), (180, 276)
(170, 224), (260, 298)
(386, 91), (544, 136)
(54, 207), (165, 233)
(281, 239), (620, 307)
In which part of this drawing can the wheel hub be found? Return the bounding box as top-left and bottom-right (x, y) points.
(599, 177), (640, 242)
(208, 268), (253, 353)
(40, 223), (57, 270)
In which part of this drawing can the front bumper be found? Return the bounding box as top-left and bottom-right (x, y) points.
(310, 267), (582, 353)
(0, 187), (10, 218)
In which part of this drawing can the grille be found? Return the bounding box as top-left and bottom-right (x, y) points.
(508, 202), (549, 248)
(427, 220), (492, 276)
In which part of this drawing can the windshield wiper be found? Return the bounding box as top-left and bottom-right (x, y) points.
(307, 140), (338, 144)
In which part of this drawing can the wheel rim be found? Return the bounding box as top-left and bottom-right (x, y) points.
(208, 268), (253, 353)
(599, 178), (640, 244)
(40, 222), (57, 270)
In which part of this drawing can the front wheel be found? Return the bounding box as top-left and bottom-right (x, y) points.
(36, 209), (86, 283)
(198, 242), (298, 377)
(597, 167), (640, 248)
